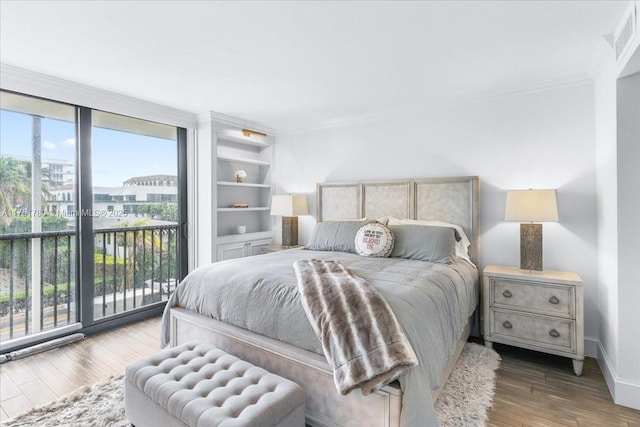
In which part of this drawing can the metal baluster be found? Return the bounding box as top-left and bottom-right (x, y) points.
(123, 231), (127, 312)
(159, 229), (163, 299)
(113, 231), (118, 314)
(67, 234), (72, 324)
(167, 228), (172, 296)
(40, 238), (44, 329)
(150, 229), (155, 304)
(53, 236), (58, 327)
(25, 239), (30, 335)
(9, 240), (14, 339)
(133, 231), (137, 309)
(142, 230), (146, 304)
(102, 232), (107, 318)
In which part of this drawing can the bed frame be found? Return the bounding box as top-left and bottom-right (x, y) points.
(169, 176), (480, 427)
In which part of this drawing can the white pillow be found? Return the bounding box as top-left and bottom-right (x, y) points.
(354, 222), (395, 257)
(385, 217), (473, 264)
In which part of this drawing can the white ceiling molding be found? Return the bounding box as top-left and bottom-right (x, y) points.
(277, 72), (594, 135)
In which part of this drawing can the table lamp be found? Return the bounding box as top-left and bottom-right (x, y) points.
(270, 195), (309, 247)
(505, 189), (559, 271)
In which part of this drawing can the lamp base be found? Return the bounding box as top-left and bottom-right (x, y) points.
(520, 223), (543, 271)
(282, 216), (298, 247)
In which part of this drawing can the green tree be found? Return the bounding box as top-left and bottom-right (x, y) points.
(146, 202), (178, 222)
(117, 219), (161, 291)
(0, 157), (31, 226)
(0, 157), (53, 228)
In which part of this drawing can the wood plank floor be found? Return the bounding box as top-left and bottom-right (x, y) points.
(1, 316), (639, 425)
(486, 343), (640, 427)
(0, 316), (163, 423)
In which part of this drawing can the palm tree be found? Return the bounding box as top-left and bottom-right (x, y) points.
(0, 157), (31, 227)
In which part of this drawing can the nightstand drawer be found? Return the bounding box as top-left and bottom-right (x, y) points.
(491, 309), (576, 352)
(492, 278), (574, 318)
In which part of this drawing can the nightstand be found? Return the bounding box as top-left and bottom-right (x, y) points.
(263, 244), (304, 253)
(483, 265), (584, 376)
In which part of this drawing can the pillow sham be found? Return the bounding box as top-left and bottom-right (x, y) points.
(306, 219), (373, 253)
(388, 224), (457, 264)
(354, 222), (395, 257)
(385, 217), (472, 263)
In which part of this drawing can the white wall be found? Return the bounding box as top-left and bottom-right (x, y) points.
(616, 71), (640, 404)
(590, 0), (640, 409)
(593, 43), (621, 393)
(276, 83), (600, 352)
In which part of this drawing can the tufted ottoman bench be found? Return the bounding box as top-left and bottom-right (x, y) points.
(124, 341), (305, 427)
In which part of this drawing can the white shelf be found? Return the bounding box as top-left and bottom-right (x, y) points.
(218, 207), (271, 212)
(218, 155), (271, 166)
(218, 181), (271, 188)
(217, 133), (271, 150)
(217, 231), (273, 243)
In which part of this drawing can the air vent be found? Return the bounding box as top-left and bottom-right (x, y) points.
(615, 5), (637, 61)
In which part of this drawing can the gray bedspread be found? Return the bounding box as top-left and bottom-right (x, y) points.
(161, 249), (478, 427)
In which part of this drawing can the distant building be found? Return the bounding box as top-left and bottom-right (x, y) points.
(47, 174), (178, 224)
(6, 155), (73, 184)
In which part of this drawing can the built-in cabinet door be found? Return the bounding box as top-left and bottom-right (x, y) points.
(217, 242), (247, 261)
(247, 238), (273, 256)
(217, 238), (273, 261)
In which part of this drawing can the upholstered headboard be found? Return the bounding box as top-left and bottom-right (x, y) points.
(316, 176), (480, 264)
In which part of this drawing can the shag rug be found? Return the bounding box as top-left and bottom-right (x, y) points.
(3, 342), (500, 427)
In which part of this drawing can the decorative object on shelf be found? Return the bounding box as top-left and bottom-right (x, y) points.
(271, 195), (309, 247)
(235, 170), (247, 183)
(230, 203), (249, 208)
(505, 189), (559, 271)
(242, 128), (267, 138)
(237, 225), (246, 234)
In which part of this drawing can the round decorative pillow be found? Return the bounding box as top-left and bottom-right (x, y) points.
(354, 222), (395, 257)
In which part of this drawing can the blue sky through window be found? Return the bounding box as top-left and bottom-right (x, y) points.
(0, 110), (177, 187)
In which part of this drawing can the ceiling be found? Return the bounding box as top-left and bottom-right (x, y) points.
(0, 1), (628, 131)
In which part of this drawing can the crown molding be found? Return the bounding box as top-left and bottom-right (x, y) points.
(276, 73), (593, 135)
(0, 63), (198, 129)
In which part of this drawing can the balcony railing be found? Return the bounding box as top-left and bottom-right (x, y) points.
(0, 224), (179, 345)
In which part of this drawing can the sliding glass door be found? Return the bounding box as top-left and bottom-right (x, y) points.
(90, 111), (181, 320)
(0, 92), (79, 345)
(0, 91), (188, 350)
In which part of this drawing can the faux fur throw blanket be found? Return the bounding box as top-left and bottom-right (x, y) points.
(293, 259), (418, 396)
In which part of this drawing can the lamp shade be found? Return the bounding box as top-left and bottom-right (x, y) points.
(270, 195), (309, 217)
(505, 189), (559, 222)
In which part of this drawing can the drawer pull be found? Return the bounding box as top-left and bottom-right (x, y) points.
(549, 329), (560, 338)
(502, 290), (512, 298)
(503, 321), (513, 329)
(548, 296), (560, 304)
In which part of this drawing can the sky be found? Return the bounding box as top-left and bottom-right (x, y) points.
(0, 110), (178, 187)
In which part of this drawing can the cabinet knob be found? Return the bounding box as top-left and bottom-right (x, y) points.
(502, 321), (513, 329)
(502, 290), (512, 298)
(548, 296), (560, 304)
(549, 329), (560, 338)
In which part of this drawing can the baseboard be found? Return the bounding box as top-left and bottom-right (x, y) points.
(584, 336), (599, 358)
(597, 339), (640, 411)
(616, 378), (640, 410)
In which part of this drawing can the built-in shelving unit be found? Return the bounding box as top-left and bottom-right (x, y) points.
(213, 125), (274, 260)
(194, 113), (276, 264)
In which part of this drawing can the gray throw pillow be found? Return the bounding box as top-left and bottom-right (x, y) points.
(306, 219), (373, 253)
(389, 224), (457, 264)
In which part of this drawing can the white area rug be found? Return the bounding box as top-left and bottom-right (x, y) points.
(3, 342), (500, 427)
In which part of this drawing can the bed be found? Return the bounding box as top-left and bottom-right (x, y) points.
(161, 176), (480, 427)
